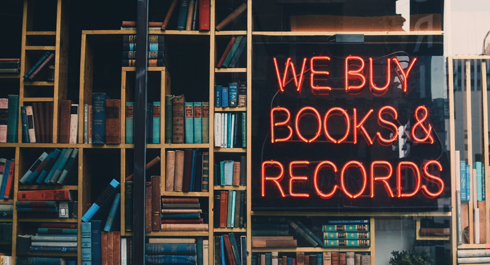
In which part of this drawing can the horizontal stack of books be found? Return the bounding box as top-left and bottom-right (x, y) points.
(252, 251), (371, 265)
(458, 249), (490, 264)
(160, 198), (208, 231)
(215, 190), (246, 229)
(0, 58), (19, 74)
(23, 51), (55, 81)
(166, 95), (210, 144)
(121, 35), (168, 67)
(0, 95), (18, 143)
(215, 156), (246, 186)
(19, 148), (79, 185)
(145, 240), (208, 265)
(0, 158), (15, 202)
(18, 223), (78, 253)
(20, 102), (54, 143)
(165, 149), (209, 192)
(16, 190), (75, 219)
(323, 220), (370, 248)
(214, 234), (246, 265)
(214, 112), (245, 149)
(215, 82), (247, 108)
(217, 36), (247, 68)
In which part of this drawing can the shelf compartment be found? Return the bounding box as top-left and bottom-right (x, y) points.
(26, 31), (56, 36)
(215, 31), (247, 36)
(161, 192), (209, 197)
(18, 218), (77, 223)
(18, 185), (78, 190)
(22, 97), (54, 102)
(214, 148), (246, 153)
(25, 46), (56, 51)
(215, 68), (247, 73)
(415, 217), (450, 241)
(252, 247), (371, 253)
(214, 228), (246, 232)
(215, 107), (247, 112)
(165, 144), (210, 149)
(214, 186), (246, 191)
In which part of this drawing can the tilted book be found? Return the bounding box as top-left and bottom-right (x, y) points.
(58, 148), (79, 185)
(81, 179), (120, 222)
(36, 149), (61, 184)
(19, 152), (48, 184)
(103, 193), (121, 232)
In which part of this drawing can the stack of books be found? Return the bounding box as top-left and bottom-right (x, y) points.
(23, 51), (55, 81)
(0, 158), (15, 202)
(215, 190), (246, 229)
(0, 58), (19, 74)
(16, 190), (74, 219)
(214, 156), (246, 186)
(323, 220), (370, 247)
(458, 249), (490, 264)
(16, 257), (71, 265)
(214, 112), (246, 149)
(160, 198), (208, 231)
(19, 149), (79, 185)
(217, 37), (247, 68)
(0, 95), (18, 143)
(214, 234), (246, 265)
(215, 82), (247, 108)
(18, 223), (78, 253)
(252, 251), (371, 265)
(165, 149), (209, 192)
(161, 0), (210, 31)
(165, 95), (209, 144)
(20, 102), (54, 143)
(121, 35), (168, 67)
(145, 240), (207, 265)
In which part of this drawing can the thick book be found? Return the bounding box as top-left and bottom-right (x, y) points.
(125, 102), (134, 144)
(182, 149), (193, 192)
(215, 113), (222, 147)
(221, 87), (229, 107)
(69, 104), (78, 144)
(215, 85), (222, 107)
(233, 161), (240, 186)
(145, 243), (196, 255)
(165, 95), (173, 143)
(322, 224), (369, 232)
(161, 203), (200, 208)
(160, 224), (208, 230)
(324, 240), (370, 247)
(32, 102), (42, 143)
(37, 228), (77, 234)
(21, 106), (29, 142)
(174, 150), (185, 191)
(229, 233), (241, 265)
(165, 151), (176, 192)
(58, 148), (79, 185)
(81, 179), (120, 222)
(6, 95), (18, 143)
(220, 191), (228, 228)
(101, 232), (108, 265)
(40, 223), (76, 229)
(125, 181), (133, 232)
(103, 193), (121, 232)
(0, 98), (6, 143)
(91, 220), (102, 265)
(19, 152), (48, 184)
(222, 36), (243, 68)
(149, 238), (196, 244)
(81, 222), (92, 262)
(177, 0), (189, 30)
(223, 160), (234, 185)
(296, 219), (324, 247)
(16, 257), (69, 264)
(114, 231), (121, 265)
(192, 151), (202, 192)
(229, 37), (246, 68)
(216, 3), (247, 31)
(153, 102), (161, 143)
(234, 190), (241, 228)
(199, 0), (210, 31)
(185, 102), (194, 143)
(161, 198), (199, 204)
(202, 152), (209, 192)
(161, 219), (203, 224)
(108, 231), (114, 265)
(26, 105), (36, 143)
(31, 235), (78, 241)
(18, 189), (71, 201)
(217, 38), (235, 68)
(229, 82), (238, 107)
(194, 102), (202, 143)
(201, 102), (209, 143)
(105, 99), (121, 144)
(146, 181), (152, 233)
(172, 95), (185, 143)
(23, 51), (51, 79)
(238, 82), (246, 107)
(214, 193), (221, 228)
(324, 232), (370, 239)
(151, 176), (162, 231)
(92, 92), (107, 144)
(28, 53), (55, 81)
(58, 100), (72, 143)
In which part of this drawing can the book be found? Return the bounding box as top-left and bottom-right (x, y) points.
(199, 0), (210, 31)
(288, 219), (318, 247)
(177, 0), (189, 30)
(172, 95), (185, 143)
(91, 220), (102, 265)
(222, 87), (229, 107)
(194, 102), (202, 143)
(31, 235), (77, 241)
(88, 105), (93, 143)
(202, 152), (209, 192)
(83, 104), (88, 143)
(58, 148), (79, 184)
(81, 179), (120, 222)
(458, 257), (490, 263)
(186, 0), (195, 30)
(216, 3), (247, 31)
(6, 95), (18, 143)
(146, 181), (152, 233)
(148, 238), (196, 243)
(37, 228), (77, 234)
(108, 231), (114, 265)
(327, 219), (369, 224)
(114, 231), (121, 265)
(202, 102), (209, 144)
(151, 176), (162, 231)
(323, 232), (370, 239)
(324, 240), (370, 247)
(220, 191), (228, 228)
(160, 224), (208, 230)
(69, 104), (78, 143)
(215, 113), (222, 147)
(49, 148), (73, 184)
(162, 0), (179, 30)
(21, 106), (29, 142)
(103, 193), (121, 232)
(215, 85), (222, 107)
(233, 161), (240, 186)
(153, 102), (161, 143)
(191, 0), (199, 30)
(28, 53), (55, 81)
(322, 225), (369, 232)
(165, 95), (173, 143)
(161, 219), (204, 224)
(229, 233), (241, 265)
(23, 51), (51, 79)
(126, 102), (134, 144)
(217, 38), (236, 68)
(419, 228), (450, 236)
(222, 37), (243, 68)
(145, 255), (197, 265)
(239, 190), (245, 227)
(26, 105), (36, 143)
(174, 150), (185, 191)
(229, 82), (238, 107)
(18, 189), (72, 201)
(92, 92), (107, 144)
(240, 156), (246, 186)
(2, 160), (14, 200)
(227, 190), (236, 227)
(145, 243), (196, 255)
(81, 222), (92, 263)
(16, 257), (68, 264)
(37, 148), (62, 184)
(183, 149), (194, 192)
(222, 234), (235, 265)
(106, 99), (121, 144)
(19, 152), (48, 184)
(0, 99), (6, 143)
(295, 219), (324, 247)
(193, 152), (202, 192)
(238, 82), (246, 107)
(185, 102), (194, 143)
(229, 37), (246, 68)
(223, 160), (234, 185)
(458, 249), (490, 257)
(148, 102), (153, 143)
(166, 151), (176, 192)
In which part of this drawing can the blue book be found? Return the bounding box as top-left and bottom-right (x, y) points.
(265, 253), (272, 265)
(231, 191), (236, 227)
(197, 238), (203, 265)
(20, 152), (48, 184)
(229, 233), (240, 265)
(190, 150), (197, 191)
(58, 148), (79, 185)
(223, 36), (243, 68)
(227, 113), (232, 148)
(0, 160), (11, 199)
(287, 257), (292, 265)
(227, 191), (234, 227)
(327, 219), (369, 224)
(23, 51), (51, 79)
(476, 161), (483, 201)
(82, 179), (120, 222)
(16, 257), (70, 264)
(145, 243), (197, 255)
(241, 235), (247, 265)
(92, 92), (107, 144)
(317, 254), (323, 265)
(17, 208), (58, 213)
(7, 95), (19, 143)
(229, 83), (238, 107)
(229, 36), (247, 68)
(185, 102), (194, 143)
(21, 106), (29, 143)
(194, 102), (202, 143)
(126, 102), (134, 144)
(176, 0), (189, 30)
(81, 222), (92, 262)
(29, 246), (78, 252)
(160, 213), (201, 219)
(223, 160), (234, 185)
(145, 255), (196, 265)
(26, 151), (53, 184)
(220, 236), (226, 265)
(103, 193), (121, 232)
(91, 220), (102, 265)
(215, 85), (222, 107)
(461, 161), (467, 201)
(194, 152), (202, 192)
(69, 261), (76, 265)
(36, 149), (61, 184)
(466, 164), (471, 201)
(45, 148), (71, 184)
(153, 102), (161, 144)
(242, 112), (246, 148)
(221, 87), (229, 107)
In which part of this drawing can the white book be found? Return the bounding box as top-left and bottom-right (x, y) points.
(84, 104), (88, 143)
(458, 257), (490, 263)
(223, 113), (227, 148)
(215, 113), (221, 147)
(121, 237), (127, 265)
(26, 105), (36, 143)
(455, 150), (462, 245)
(230, 113), (235, 148)
(0, 98), (8, 143)
(165, 151), (175, 192)
(272, 252), (278, 265)
(148, 238), (196, 244)
(69, 104), (78, 144)
(31, 241), (78, 247)
(323, 252), (332, 265)
(458, 249), (490, 257)
(203, 239), (209, 265)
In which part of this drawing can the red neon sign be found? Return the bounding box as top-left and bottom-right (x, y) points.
(261, 161), (285, 197)
(273, 57), (307, 92)
(393, 57), (417, 93)
(324, 107), (350, 143)
(370, 161), (394, 198)
(369, 57), (391, 96)
(397, 161), (421, 198)
(289, 161), (310, 197)
(314, 161), (338, 199)
(310, 56), (332, 92)
(295, 107), (322, 143)
(270, 107), (293, 143)
(345, 56), (366, 93)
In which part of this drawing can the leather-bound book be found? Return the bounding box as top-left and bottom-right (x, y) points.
(105, 99), (121, 144)
(47, 102), (53, 143)
(215, 3), (246, 31)
(182, 149), (193, 192)
(233, 161), (240, 186)
(107, 231), (114, 265)
(36, 102), (45, 143)
(146, 182), (152, 233)
(172, 95), (185, 143)
(58, 100), (71, 143)
(101, 232), (108, 265)
(165, 151), (175, 192)
(220, 191), (228, 228)
(305, 255), (310, 265)
(113, 231), (121, 265)
(223, 234), (236, 265)
(331, 252), (339, 265)
(297, 252), (305, 265)
(151, 176), (161, 231)
(174, 150), (184, 192)
(32, 103), (41, 143)
(17, 189), (72, 201)
(339, 253), (346, 265)
(199, 0), (210, 31)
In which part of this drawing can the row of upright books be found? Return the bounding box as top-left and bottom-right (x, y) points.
(82, 221), (122, 265)
(83, 93), (121, 144)
(121, 35), (169, 67)
(161, 0), (210, 31)
(19, 149), (78, 185)
(168, 95), (209, 144)
(214, 112), (246, 148)
(23, 52), (55, 81)
(214, 156), (246, 186)
(0, 95), (18, 143)
(0, 58), (20, 75)
(252, 252), (371, 265)
(21, 102), (55, 143)
(215, 82), (246, 108)
(215, 190), (246, 229)
(165, 150), (209, 192)
(214, 234), (246, 265)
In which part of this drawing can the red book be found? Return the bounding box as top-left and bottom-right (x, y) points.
(161, 198), (199, 204)
(0, 59), (20, 62)
(101, 232), (108, 265)
(28, 53), (55, 81)
(161, 219), (204, 224)
(105, 99), (121, 144)
(4, 160), (14, 199)
(17, 189), (72, 201)
(113, 231), (121, 265)
(108, 232), (114, 265)
(145, 182), (152, 233)
(58, 100), (71, 143)
(223, 234), (236, 265)
(182, 149), (193, 192)
(199, 0), (210, 31)
(217, 37), (236, 68)
(219, 191), (228, 228)
(151, 176), (161, 231)
(40, 223), (77, 229)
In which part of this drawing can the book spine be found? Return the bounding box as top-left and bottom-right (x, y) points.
(238, 82), (246, 107)
(461, 161), (467, 201)
(242, 112), (246, 147)
(152, 102), (161, 144)
(288, 219), (318, 247)
(28, 53), (55, 80)
(189, 151), (197, 192)
(6, 95), (18, 143)
(202, 152), (209, 192)
(174, 150), (184, 192)
(103, 193), (121, 232)
(3, 161), (14, 199)
(323, 240), (370, 247)
(31, 102), (42, 143)
(91, 220), (101, 265)
(160, 224), (208, 230)
(69, 104), (78, 144)
(17, 189), (71, 202)
(229, 233), (241, 265)
(177, 0), (189, 30)
(21, 106), (29, 142)
(229, 37), (246, 68)
(202, 102), (209, 143)
(19, 152), (48, 184)
(182, 149), (193, 192)
(58, 148), (79, 184)
(216, 3), (247, 31)
(121, 237), (127, 265)
(199, 0), (210, 31)
(215, 85), (222, 107)
(458, 257), (490, 263)
(223, 235), (235, 265)
(146, 182), (152, 233)
(165, 96), (173, 143)
(327, 220), (369, 224)
(114, 231), (121, 265)
(229, 83), (238, 107)
(466, 164), (471, 201)
(217, 39), (235, 69)
(186, 0), (195, 30)
(0, 99), (6, 143)
(81, 222), (92, 263)
(222, 87), (229, 107)
(81, 179), (119, 222)
(239, 190), (245, 228)
(172, 95), (185, 143)
(44, 148), (67, 183)
(223, 36), (243, 68)
(296, 219), (324, 247)
(31, 235), (77, 241)
(125, 181), (133, 232)
(25, 105), (36, 143)
(322, 225), (369, 232)
(92, 93), (106, 144)
(227, 191), (234, 228)
(220, 191), (228, 228)
(107, 232), (114, 265)
(196, 238), (203, 265)
(126, 102), (134, 144)
(151, 176), (162, 231)
(88, 105), (93, 144)
(47, 102), (53, 142)
(185, 102), (194, 143)
(50, 148), (73, 184)
(323, 232), (370, 240)
(476, 161), (483, 201)
(145, 243), (197, 255)
(83, 104), (89, 143)
(105, 99), (121, 144)
(194, 102), (202, 143)
(162, 0), (179, 30)
(148, 103), (152, 144)
(214, 113), (221, 147)
(165, 151), (176, 192)
(23, 51), (51, 79)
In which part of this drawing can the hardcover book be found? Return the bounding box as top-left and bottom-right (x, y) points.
(166, 151), (176, 192)
(165, 95), (173, 143)
(153, 102), (161, 144)
(185, 102), (194, 143)
(69, 104), (78, 144)
(194, 102), (202, 143)
(26, 105), (36, 143)
(106, 99), (121, 144)
(202, 102), (209, 143)
(172, 95), (185, 143)
(6, 95), (18, 143)
(126, 102), (134, 144)
(92, 93), (107, 144)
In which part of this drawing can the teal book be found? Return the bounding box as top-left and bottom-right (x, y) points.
(476, 161), (483, 201)
(38, 228), (78, 234)
(242, 112), (246, 147)
(324, 239), (370, 247)
(48, 148), (73, 184)
(265, 253), (272, 265)
(222, 36), (243, 68)
(230, 191), (236, 228)
(466, 164), (471, 201)
(126, 102), (134, 144)
(23, 51), (51, 79)
(228, 36), (246, 68)
(197, 238), (203, 265)
(226, 191), (234, 228)
(220, 161), (225, 185)
(153, 102), (161, 144)
(287, 219), (318, 247)
(103, 193), (121, 232)
(19, 152), (48, 184)
(44, 148), (69, 184)
(227, 113), (232, 148)
(228, 83), (238, 107)
(185, 102), (194, 143)
(221, 87), (229, 107)
(461, 161), (467, 201)
(317, 254), (322, 265)
(322, 224), (370, 232)
(189, 150), (197, 192)
(58, 148), (79, 184)
(223, 160), (234, 185)
(7, 95), (19, 143)
(81, 222), (91, 262)
(215, 85), (222, 107)
(202, 102), (209, 144)
(21, 106), (29, 143)
(323, 232), (370, 240)
(147, 103), (153, 144)
(193, 102), (202, 143)
(220, 236), (226, 265)
(295, 219), (324, 247)
(36, 149), (61, 184)
(177, 0), (189, 30)
(229, 233), (240, 265)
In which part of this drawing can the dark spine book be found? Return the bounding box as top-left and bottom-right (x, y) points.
(40, 223), (77, 228)
(214, 193), (221, 228)
(146, 181), (152, 233)
(92, 92), (106, 144)
(202, 152), (209, 192)
(47, 102), (53, 143)
(214, 164), (219, 185)
(122, 51), (166, 59)
(43, 102), (49, 143)
(125, 181), (133, 232)
(182, 149), (193, 192)
(193, 152), (202, 192)
(151, 176), (161, 231)
(172, 95), (185, 143)
(105, 99), (121, 144)
(191, 0), (199, 30)
(229, 233), (240, 265)
(6, 95), (18, 143)
(23, 51), (51, 79)
(21, 106), (29, 143)
(215, 236), (222, 265)
(59, 100), (72, 143)
(197, 237), (203, 265)
(239, 190), (245, 228)
(238, 82), (246, 107)
(28, 53), (55, 81)
(165, 95), (173, 143)
(148, 35), (166, 43)
(251, 230), (290, 236)
(240, 156), (246, 186)
(177, 0), (189, 30)
(92, 220), (102, 265)
(145, 243), (197, 255)
(37, 102), (45, 143)
(122, 35), (137, 43)
(217, 38), (235, 68)
(32, 103), (41, 143)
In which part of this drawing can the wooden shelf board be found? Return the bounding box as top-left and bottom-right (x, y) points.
(0, 241), (12, 245)
(22, 97), (54, 102)
(17, 252), (77, 257)
(157, 30), (210, 35)
(0, 219), (12, 222)
(19, 185), (78, 190)
(79, 144), (124, 149)
(17, 143), (79, 148)
(165, 144), (210, 149)
(252, 31), (444, 36)
(161, 192), (209, 197)
(0, 143), (17, 148)
(25, 46), (56, 51)
(214, 186), (246, 191)
(458, 244), (490, 249)
(18, 218), (77, 223)
(24, 81), (54, 86)
(251, 211), (451, 217)
(26, 31), (56, 36)
(215, 68), (247, 73)
(214, 148), (246, 153)
(122, 67), (167, 72)
(215, 31), (247, 36)
(214, 228), (246, 232)
(0, 74), (19, 79)
(215, 107), (247, 112)
(126, 231), (208, 236)
(252, 247), (371, 253)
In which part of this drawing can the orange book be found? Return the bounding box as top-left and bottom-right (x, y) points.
(108, 231), (114, 265)
(223, 234), (236, 265)
(113, 231), (121, 265)
(101, 232), (108, 265)
(17, 189), (71, 201)
(217, 38), (236, 68)
(220, 191), (228, 228)
(4, 160), (14, 199)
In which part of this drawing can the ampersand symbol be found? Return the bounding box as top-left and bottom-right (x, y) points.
(411, 105), (434, 144)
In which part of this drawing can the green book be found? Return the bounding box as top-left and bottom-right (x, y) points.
(324, 239), (370, 247)
(322, 224), (370, 232)
(323, 232), (370, 240)
(226, 190), (234, 228)
(222, 36), (243, 68)
(165, 95), (173, 143)
(197, 237), (203, 265)
(37, 228), (78, 234)
(7, 95), (18, 143)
